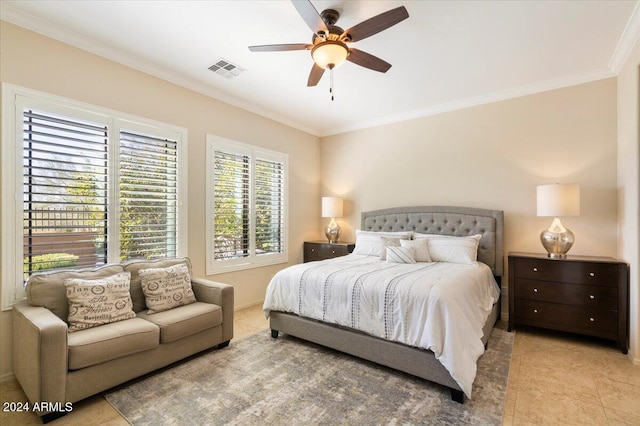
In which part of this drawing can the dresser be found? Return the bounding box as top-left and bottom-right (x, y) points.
(508, 252), (628, 353)
(303, 241), (355, 262)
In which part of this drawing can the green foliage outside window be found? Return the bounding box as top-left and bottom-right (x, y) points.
(24, 253), (78, 280)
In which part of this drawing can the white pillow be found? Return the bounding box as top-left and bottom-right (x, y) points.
(422, 234), (482, 265)
(352, 230), (413, 257)
(400, 239), (431, 262)
(386, 246), (416, 264)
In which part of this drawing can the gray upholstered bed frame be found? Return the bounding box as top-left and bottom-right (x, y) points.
(269, 206), (504, 403)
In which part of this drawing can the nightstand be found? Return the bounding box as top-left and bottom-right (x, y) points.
(508, 252), (629, 353)
(303, 241), (355, 262)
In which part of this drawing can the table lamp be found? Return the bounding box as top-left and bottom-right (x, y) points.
(322, 197), (343, 243)
(537, 183), (580, 258)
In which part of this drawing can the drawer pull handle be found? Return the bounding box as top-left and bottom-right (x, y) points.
(533, 267), (538, 272)
(533, 309), (538, 314)
(533, 288), (538, 293)
(589, 317), (595, 322)
(589, 295), (595, 300)
(589, 272), (595, 277)
(311, 248), (315, 252)
(332, 250), (336, 254)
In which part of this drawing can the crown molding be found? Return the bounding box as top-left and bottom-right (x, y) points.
(609, 1), (640, 74)
(0, 3), (323, 137)
(322, 67), (615, 137)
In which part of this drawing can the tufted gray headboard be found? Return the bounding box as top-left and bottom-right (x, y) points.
(361, 206), (504, 278)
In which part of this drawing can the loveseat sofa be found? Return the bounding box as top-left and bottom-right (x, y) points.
(11, 257), (233, 422)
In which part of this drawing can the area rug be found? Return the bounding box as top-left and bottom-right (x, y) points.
(105, 325), (514, 425)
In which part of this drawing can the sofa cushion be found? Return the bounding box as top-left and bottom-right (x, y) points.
(123, 257), (192, 313)
(67, 317), (159, 370)
(140, 263), (196, 314)
(26, 264), (125, 322)
(65, 272), (136, 332)
(136, 302), (222, 343)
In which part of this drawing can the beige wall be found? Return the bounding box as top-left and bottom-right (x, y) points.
(0, 22), (320, 379)
(320, 78), (619, 319)
(617, 38), (640, 364)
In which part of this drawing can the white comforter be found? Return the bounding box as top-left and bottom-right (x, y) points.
(263, 254), (500, 398)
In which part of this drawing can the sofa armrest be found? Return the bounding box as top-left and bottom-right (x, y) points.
(12, 301), (68, 412)
(191, 278), (234, 343)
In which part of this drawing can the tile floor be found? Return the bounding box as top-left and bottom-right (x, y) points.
(1, 304), (638, 425)
(504, 325), (640, 425)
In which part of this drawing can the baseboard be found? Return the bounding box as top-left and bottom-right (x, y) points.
(234, 300), (264, 311)
(0, 372), (15, 383)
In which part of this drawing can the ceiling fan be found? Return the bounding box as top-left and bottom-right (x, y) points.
(249, 0), (409, 91)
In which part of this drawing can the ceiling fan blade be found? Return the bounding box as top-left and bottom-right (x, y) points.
(249, 43), (311, 52)
(292, 0), (328, 35)
(307, 63), (325, 86)
(347, 48), (392, 73)
(342, 6), (409, 42)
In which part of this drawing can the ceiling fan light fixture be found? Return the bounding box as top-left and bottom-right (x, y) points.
(311, 41), (348, 69)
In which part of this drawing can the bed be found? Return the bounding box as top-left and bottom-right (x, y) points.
(264, 206), (504, 403)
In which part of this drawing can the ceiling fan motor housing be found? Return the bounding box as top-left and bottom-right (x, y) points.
(321, 9), (340, 26)
(314, 9), (348, 42)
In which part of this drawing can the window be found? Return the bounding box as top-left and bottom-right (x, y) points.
(118, 130), (179, 260)
(22, 110), (109, 277)
(206, 135), (288, 274)
(2, 84), (187, 308)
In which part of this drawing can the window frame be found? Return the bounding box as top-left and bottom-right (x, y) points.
(1, 83), (188, 309)
(206, 134), (288, 275)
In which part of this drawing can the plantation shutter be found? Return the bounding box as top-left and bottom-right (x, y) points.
(119, 131), (178, 260)
(22, 109), (108, 277)
(213, 149), (251, 260)
(255, 157), (284, 256)
(206, 135), (287, 274)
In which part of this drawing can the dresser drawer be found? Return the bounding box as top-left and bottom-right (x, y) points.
(304, 242), (351, 262)
(514, 279), (617, 309)
(513, 257), (618, 287)
(515, 299), (617, 337)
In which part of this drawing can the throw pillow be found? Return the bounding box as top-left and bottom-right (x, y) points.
(64, 271), (136, 332)
(379, 237), (402, 261)
(386, 246), (417, 264)
(400, 239), (432, 262)
(139, 263), (196, 314)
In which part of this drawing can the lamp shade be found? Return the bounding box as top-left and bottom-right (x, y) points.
(537, 184), (580, 217)
(311, 41), (349, 69)
(322, 197), (343, 218)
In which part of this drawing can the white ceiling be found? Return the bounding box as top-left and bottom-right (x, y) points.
(2, 1), (639, 137)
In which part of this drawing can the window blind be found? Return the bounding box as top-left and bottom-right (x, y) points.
(255, 158), (284, 256)
(21, 112), (183, 278)
(22, 109), (108, 277)
(119, 131), (178, 260)
(5, 86), (188, 308)
(206, 135), (287, 274)
(213, 150), (250, 260)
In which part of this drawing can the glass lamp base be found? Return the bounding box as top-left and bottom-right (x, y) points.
(324, 218), (341, 244)
(540, 217), (574, 258)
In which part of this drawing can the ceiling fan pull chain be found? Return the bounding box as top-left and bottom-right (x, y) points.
(330, 67), (334, 101)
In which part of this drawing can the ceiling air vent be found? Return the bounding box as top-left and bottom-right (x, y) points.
(208, 59), (245, 79)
